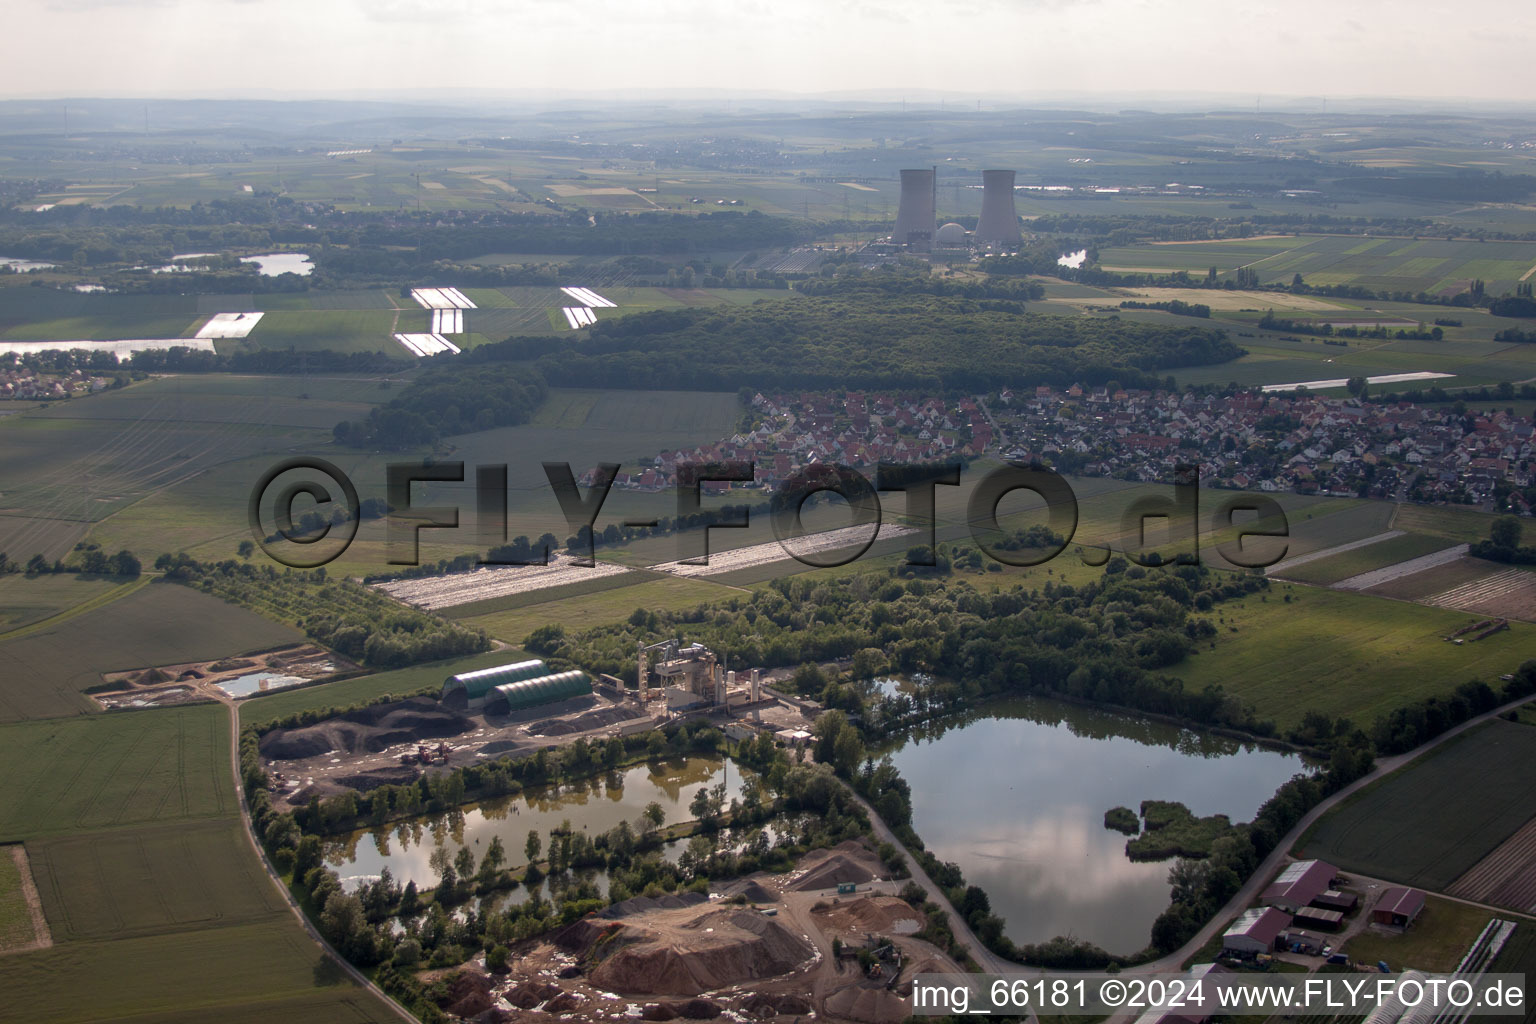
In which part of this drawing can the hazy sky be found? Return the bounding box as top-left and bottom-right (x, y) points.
(4, 0), (1532, 103)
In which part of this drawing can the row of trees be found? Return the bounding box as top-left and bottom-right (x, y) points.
(157, 553), (490, 668)
(472, 294), (1244, 394)
(6, 542), (141, 578)
(333, 363), (548, 449)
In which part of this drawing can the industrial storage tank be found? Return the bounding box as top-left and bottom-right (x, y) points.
(442, 660), (547, 706)
(487, 671), (593, 714)
(893, 168), (936, 248)
(975, 169), (1022, 244)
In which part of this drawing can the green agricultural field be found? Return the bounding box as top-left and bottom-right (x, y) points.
(0, 575), (134, 635)
(455, 573), (737, 644)
(1272, 533), (1457, 586)
(28, 819), (283, 941)
(1097, 235), (1536, 296)
(1300, 720), (1536, 889)
(1172, 585), (1534, 730)
(237, 309), (419, 355)
(0, 919), (396, 1023)
(1391, 503), (1503, 544)
(0, 582), (300, 723)
(0, 704), (232, 839)
(0, 313), (203, 341)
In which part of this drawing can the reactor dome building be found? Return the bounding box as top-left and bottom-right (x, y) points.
(934, 222), (968, 247)
(975, 169), (1022, 244)
(892, 168), (937, 249)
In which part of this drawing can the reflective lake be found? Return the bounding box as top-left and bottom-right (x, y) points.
(0, 257), (57, 272)
(883, 697), (1304, 956)
(325, 757), (748, 892)
(241, 252), (313, 276)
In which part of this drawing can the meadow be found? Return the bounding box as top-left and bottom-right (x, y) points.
(1299, 720), (1536, 890)
(1341, 895), (1495, 972)
(1172, 585), (1533, 730)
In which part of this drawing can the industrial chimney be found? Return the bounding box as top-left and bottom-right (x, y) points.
(975, 169), (1022, 245)
(893, 168), (936, 249)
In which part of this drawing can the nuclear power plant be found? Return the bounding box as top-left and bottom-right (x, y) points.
(885, 167), (1021, 253)
(975, 169), (1023, 244)
(892, 168), (936, 249)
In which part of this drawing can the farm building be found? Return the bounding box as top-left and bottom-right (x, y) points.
(1261, 859), (1338, 913)
(1292, 906), (1345, 930)
(1222, 907), (1292, 956)
(1372, 887), (1426, 929)
(1129, 963), (1231, 1024)
(442, 660), (548, 707)
(1313, 889), (1358, 912)
(484, 671), (592, 715)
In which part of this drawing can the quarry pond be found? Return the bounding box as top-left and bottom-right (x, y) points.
(325, 756), (749, 894)
(323, 699), (1302, 956)
(882, 696), (1304, 956)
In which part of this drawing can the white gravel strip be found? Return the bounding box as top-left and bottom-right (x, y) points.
(650, 522), (917, 578)
(1333, 543), (1469, 591)
(374, 554), (633, 610)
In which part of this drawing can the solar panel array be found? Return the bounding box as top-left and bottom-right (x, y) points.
(392, 333), (462, 357)
(410, 287), (477, 309)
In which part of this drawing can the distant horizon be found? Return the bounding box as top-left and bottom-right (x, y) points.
(0, 88), (1533, 119)
(6, 0), (1532, 110)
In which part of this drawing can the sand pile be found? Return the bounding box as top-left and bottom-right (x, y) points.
(824, 983), (910, 1024)
(814, 895), (922, 935)
(587, 907), (813, 995)
(740, 993), (813, 1018)
(790, 841), (880, 891)
(336, 765), (420, 792)
(259, 696), (474, 759)
(596, 891), (707, 920)
(504, 980), (561, 1008)
(436, 972), (494, 1018)
(717, 878), (778, 904)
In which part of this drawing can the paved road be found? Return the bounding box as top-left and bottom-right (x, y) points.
(1131, 691), (1536, 974)
(844, 787), (1025, 976)
(225, 703), (417, 1023)
(850, 691), (1535, 981)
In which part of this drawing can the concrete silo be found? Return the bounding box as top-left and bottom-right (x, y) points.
(892, 167), (936, 249)
(975, 169), (1022, 244)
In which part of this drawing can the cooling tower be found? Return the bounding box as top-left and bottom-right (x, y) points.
(893, 168), (936, 248)
(975, 169), (1022, 244)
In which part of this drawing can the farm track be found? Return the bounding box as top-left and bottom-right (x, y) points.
(1448, 817), (1536, 913)
(226, 702), (415, 1022)
(1, 844), (52, 955)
